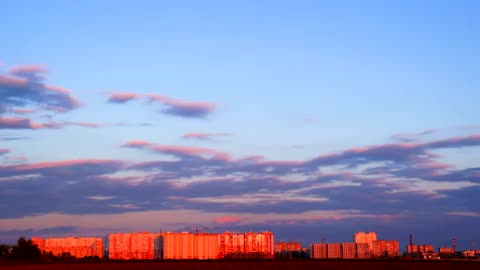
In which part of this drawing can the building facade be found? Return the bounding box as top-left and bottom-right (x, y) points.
(109, 232), (156, 259)
(356, 242), (370, 259)
(32, 237), (103, 258)
(372, 240), (399, 258)
(354, 232), (377, 253)
(275, 241), (302, 253)
(341, 242), (356, 259)
(310, 243), (328, 259)
(327, 243), (341, 259)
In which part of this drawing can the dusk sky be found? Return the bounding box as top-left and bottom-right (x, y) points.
(1, 0), (479, 250)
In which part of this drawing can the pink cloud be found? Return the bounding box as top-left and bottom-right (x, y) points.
(9, 64), (48, 75)
(13, 159), (123, 171)
(146, 94), (216, 118)
(107, 92), (139, 103)
(214, 216), (244, 224)
(65, 121), (103, 128)
(0, 148), (9, 155)
(10, 108), (37, 114)
(0, 74), (29, 88)
(182, 132), (232, 140)
(123, 140), (230, 161)
(43, 85), (83, 111)
(0, 72), (82, 113)
(0, 116), (62, 130)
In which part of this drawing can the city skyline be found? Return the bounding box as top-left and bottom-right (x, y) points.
(1, 1), (479, 250)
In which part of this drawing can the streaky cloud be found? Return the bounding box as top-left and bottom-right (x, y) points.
(107, 92), (139, 103)
(182, 132), (232, 140)
(146, 94), (216, 118)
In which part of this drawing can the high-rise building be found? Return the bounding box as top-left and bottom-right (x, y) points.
(327, 243), (341, 259)
(356, 242), (370, 259)
(244, 231), (274, 258)
(372, 240), (399, 258)
(354, 232), (377, 252)
(341, 243), (356, 259)
(109, 232), (156, 259)
(161, 231), (194, 259)
(275, 241), (302, 253)
(310, 243), (327, 259)
(219, 232), (245, 258)
(194, 233), (220, 259)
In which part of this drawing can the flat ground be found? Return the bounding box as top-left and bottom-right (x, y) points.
(1, 260), (480, 270)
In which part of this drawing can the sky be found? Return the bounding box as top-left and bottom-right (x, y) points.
(0, 0), (479, 250)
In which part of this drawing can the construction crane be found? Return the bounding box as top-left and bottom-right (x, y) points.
(190, 225), (208, 234)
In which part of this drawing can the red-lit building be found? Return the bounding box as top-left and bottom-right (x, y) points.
(244, 231), (274, 258)
(341, 242), (356, 259)
(219, 232), (245, 257)
(194, 233), (220, 259)
(32, 237), (103, 258)
(275, 241), (302, 253)
(356, 242), (370, 258)
(439, 247), (455, 254)
(354, 232), (377, 253)
(109, 232), (156, 259)
(161, 231), (195, 259)
(327, 243), (341, 259)
(407, 244), (434, 254)
(310, 243), (327, 259)
(372, 240), (399, 258)
(156, 231), (274, 260)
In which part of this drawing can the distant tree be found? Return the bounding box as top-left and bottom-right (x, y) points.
(41, 250), (56, 261)
(10, 237), (41, 261)
(0, 243), (11, 259)
(60, 252), (74, 260)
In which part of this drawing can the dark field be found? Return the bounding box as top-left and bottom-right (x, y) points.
(2, 260), (480, 270)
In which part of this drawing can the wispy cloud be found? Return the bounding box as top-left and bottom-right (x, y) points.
(64, 121), (103, 128)
(105, 92), (217, 119)
(146, 94), (216, 118)
(123, 140), (230, 161)
(107, 92), (139, 103)
(182, 132), (232, 141)
(0, 116), (62, 129)
(390, 129), (438, 142)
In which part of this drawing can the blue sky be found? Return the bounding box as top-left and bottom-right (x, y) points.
(1, 0), (479, 250)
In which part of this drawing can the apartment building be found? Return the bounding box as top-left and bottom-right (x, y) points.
(32, 237), (103, 258)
